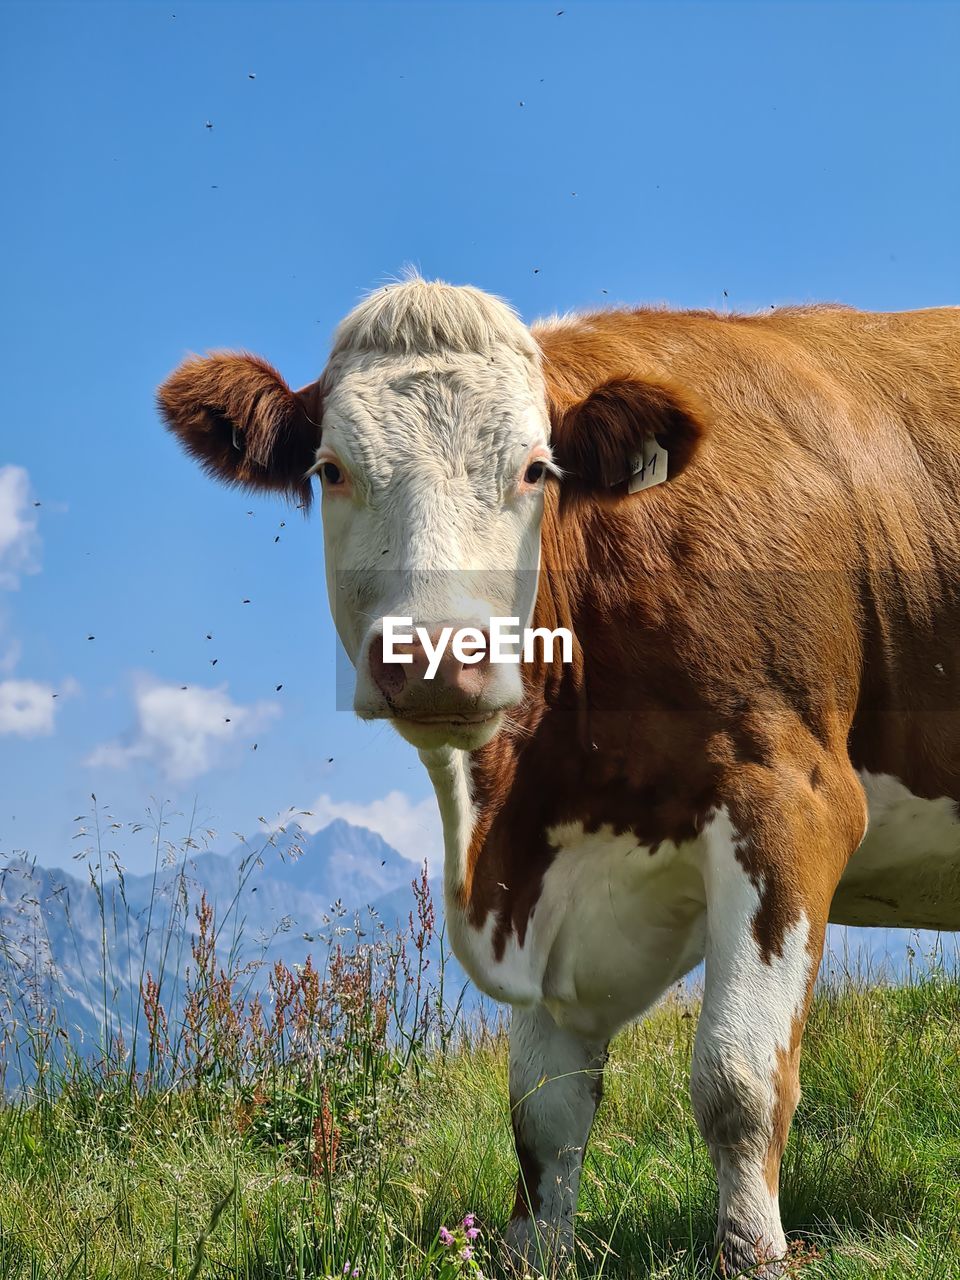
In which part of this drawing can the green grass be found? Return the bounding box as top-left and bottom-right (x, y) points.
(2, 808), (959, 1279)
(2, 973), (960, 1278)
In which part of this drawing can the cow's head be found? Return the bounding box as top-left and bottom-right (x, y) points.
(158, 280), (705, 751)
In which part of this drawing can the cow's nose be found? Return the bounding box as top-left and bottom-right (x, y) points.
(368, 627), (492, 703)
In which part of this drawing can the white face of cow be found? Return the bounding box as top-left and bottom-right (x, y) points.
(317, 321), (554, 751)
(157, 280), (560, 753)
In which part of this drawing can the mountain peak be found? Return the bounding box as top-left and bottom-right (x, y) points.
(227, 817), (416, 905)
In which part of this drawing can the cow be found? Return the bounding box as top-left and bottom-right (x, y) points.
(158, 279), (960, 1276)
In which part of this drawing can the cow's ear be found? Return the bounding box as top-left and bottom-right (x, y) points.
(157, 352), (321, 507)
(550, 376), (707, 494)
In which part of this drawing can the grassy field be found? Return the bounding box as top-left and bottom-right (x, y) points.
(2, 860), (960, 1279)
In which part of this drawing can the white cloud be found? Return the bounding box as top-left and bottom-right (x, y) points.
(0, 470), (64, 736)
(0, 629), (21, 676)
(301, 789), (443, 869)
(0, 678), (67, 737)
(0, 465), (41, 589)
(86, 677), (280, 783)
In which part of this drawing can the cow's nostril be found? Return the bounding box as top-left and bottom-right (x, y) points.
(369, 638), (408, 700)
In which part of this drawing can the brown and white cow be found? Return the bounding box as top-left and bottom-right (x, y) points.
(159, 280), (960, 1276)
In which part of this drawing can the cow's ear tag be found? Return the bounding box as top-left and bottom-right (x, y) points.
(627, 436), (668, 493)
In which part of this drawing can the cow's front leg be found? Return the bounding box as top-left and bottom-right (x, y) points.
(504, 1002), (608, 1268)
(692, 776), (863, 1277)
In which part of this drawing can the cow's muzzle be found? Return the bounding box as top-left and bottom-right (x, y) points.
(357, 623), (517, 749)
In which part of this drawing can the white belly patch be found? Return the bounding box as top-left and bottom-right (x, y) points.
(832, 772), (960, 928)
(446, 822), (708, 1039)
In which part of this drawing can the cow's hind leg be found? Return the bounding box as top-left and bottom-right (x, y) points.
(504, 1002), (608, 1269)
(692, 768), (864, 1276)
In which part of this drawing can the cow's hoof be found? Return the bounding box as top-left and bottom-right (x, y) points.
(503, 1214), (574, 1274)
(714, 1224), (790, 1277)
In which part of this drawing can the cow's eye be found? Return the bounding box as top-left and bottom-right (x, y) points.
(524, 461), (546, 485)
(322, 462), (344, 486)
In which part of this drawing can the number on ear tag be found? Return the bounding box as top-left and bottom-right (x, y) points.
(628, 437), (668, 493)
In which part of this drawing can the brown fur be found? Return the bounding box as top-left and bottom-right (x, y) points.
(157, 353), (322, 508)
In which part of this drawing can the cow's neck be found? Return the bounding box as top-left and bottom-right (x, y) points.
(418, 742), (476, 914)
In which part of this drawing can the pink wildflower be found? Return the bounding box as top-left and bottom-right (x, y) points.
(460, 1246), (474, 1262)
(439, 1226), (455, 1247)
(466, 1226), (480, 1240)
(462, 1214), (475, 1229)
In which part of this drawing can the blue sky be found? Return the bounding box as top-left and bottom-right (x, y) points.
(1, 0), (958, 875)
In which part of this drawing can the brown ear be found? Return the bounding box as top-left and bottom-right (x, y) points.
(550, 376), (707, 493)
(157, 352), (321, 507)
